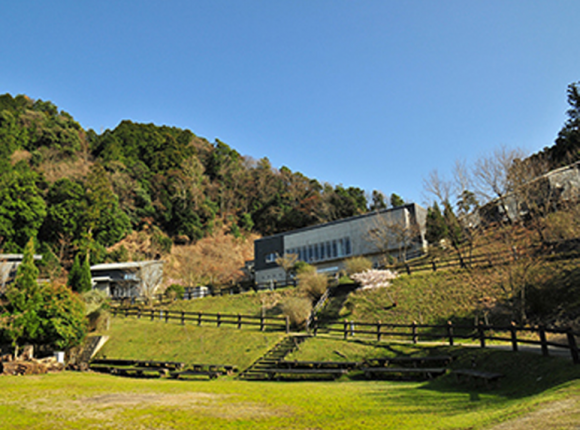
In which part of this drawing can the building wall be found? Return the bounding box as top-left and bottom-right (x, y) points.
(254, 203), (427, 286)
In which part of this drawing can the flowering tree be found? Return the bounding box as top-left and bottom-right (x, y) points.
(350, 269), (398, 290)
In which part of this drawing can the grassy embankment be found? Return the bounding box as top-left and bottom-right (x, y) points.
(46, 248), (580, 429)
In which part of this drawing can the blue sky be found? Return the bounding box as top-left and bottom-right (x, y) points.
(2, 1), (580, 206)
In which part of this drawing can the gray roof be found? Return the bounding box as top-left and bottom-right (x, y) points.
(90, 260), (164, 271)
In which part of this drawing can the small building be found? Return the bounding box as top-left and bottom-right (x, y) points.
(0, 254), (42, 294)
(90, 260), (164, 299)
(253, 203), (427, 289)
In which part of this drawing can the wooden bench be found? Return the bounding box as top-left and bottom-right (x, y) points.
(260, 367), (349, 380)
(452, 369), (504, 388)
(170, 369), (221, 380)
(276, 360), (359, 370)
(364, 355), (452, 368)
(361, 367), (448, 380)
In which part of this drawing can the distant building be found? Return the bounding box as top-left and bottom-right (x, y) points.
(90, 260), (164, 299)
(253, 203), (427, 288)
(468, 161), (580, 227)
(0, 254), (42, 294)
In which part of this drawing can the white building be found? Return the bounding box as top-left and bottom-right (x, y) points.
(253, 203), (427, 288)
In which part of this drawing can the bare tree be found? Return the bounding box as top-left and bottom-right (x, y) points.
(367, 211), (422, 264)
(139, 262), (164, 307)
(275, 253), (298, 286)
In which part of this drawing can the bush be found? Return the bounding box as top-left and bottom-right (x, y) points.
(165, 284), (185, 301)
(344, 256), (372, 275)
(281, 297), (312, 329)
(298, 271), (328, 302)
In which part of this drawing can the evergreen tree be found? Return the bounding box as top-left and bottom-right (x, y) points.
(67, 254), (82, 291)
(425, 202), (448, 245)
(3, 237), (43, 354)
(79, 255), (93, 293)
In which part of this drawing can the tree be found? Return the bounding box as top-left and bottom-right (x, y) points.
(38, 283), (87, 350)
(67, 254), (82, 292)
(369, 190), (387, 211)
(0, 164), (47, 252)
(425, 202), (448, 245)
(3, 238), (43, 355)
(390, 193), (405, 208)
(276, 252), (298, 286)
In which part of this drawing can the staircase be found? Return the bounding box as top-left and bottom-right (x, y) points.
(238, 335), (308, 380)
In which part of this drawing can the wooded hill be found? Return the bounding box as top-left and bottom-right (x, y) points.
(1, 81), (580, 275)
(0, 94), (387, 269)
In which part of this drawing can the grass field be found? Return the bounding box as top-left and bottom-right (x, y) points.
(1, 369), (579, 430)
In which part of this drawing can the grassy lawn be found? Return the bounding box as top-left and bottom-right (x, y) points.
(1, 371), (579, 430)
(95, 317), (287, 370)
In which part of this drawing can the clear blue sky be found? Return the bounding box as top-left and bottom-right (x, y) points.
(2, 1), (580, 206)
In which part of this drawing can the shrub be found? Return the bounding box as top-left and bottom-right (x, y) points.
(281, 297), (312, 329)
(165, 284), (185, 301)
(344, 256), (372, 275)
(298, 271), (328, 302)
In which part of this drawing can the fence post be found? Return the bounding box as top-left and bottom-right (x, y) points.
(217, 313), (221, 327)
(478, 321), (486, 348)
(260, 315), (265, 332)
(198, 312), (202, 326)
(137, 308), (141, 319)
(412, 321), (418, 344)
(181, 311), (185, 326)
(344, 320), (348, 340)
(566, 329), (579, 364)
(237, 314), (242, 329)
(113, 307), (117, 318)
(150, 309), (154, 321)
(165, 310), (169, 323)
(447, 321), (454, 346)
(377, 321), (382, 342)
(286, 316), (290, 334)
(539, 326), (549, 357)
(510, 321), (518, 352)
(125, 308), (128, 318)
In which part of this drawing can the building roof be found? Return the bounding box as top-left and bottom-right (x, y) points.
(90, 260), (164, 271)
(254, 203), (423, 243)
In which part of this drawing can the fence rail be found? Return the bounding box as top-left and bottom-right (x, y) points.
(314, 319), (580, 364)
(111, 307), (290, 333)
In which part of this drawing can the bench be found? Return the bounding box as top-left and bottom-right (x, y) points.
(276, 360), (359, 370)
(361, 367), (448, 380)
(451, 369), (504, 388)
(364, 355), (452, 368)
(260, 367), (349, 380)
(170, 369), (221, 379)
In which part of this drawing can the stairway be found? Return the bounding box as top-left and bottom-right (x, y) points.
(238, 335), (308, 380)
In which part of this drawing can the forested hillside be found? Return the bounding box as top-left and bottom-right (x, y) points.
(0, 93), (390, 271)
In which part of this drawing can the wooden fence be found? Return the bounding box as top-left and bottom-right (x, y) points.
(313, 319), (580, 364)
(111, 307), (290, 333)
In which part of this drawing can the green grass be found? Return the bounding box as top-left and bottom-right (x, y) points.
(95, 317), (286, 370)
(1, 369), (579, 429)
(164, 287), (298, 317)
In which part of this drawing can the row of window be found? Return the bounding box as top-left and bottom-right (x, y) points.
(286, 237), (352, 264)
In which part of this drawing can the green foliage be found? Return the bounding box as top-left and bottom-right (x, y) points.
(344, 256), (373, 275)
(165, 284), (185, 300)
(39, 282), (87, 349)
(3, 238), (43, 350)
(425, 202), (448, 245)
(67, 254), (82, 292)
(2, 238), (87, 351)
(390, 193), (405, 207)
(0, 164), (47, 251)
(67, 253), (94, 294)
